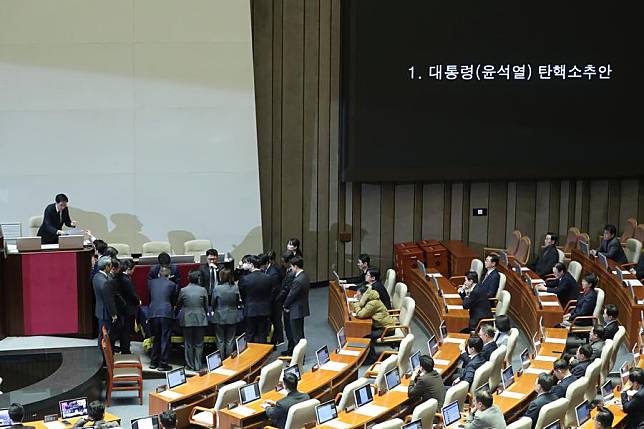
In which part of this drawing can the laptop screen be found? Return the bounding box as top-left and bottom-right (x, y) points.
(337, 327), (347, 348)
(206, 351), (222, 372)
(499, 251), (508, 267)
(544, 420), (561, 429)
(315, 401), (338, 425)
(402, 420), (423, 429)
(440, 321), (448, 341)
(353, 384), (373, 408)
(0, 409), (13, 428)
(284, 364), (301, 380)
(409, 350), (421, 372)
(166, 367), (186, 389)
(579, 240), (589, 257)
(427, 335), (438, 357)
(620, 362), (630, 386)
(316, 345), (330, 366)
(239, 382), (261, 405)
(502, 366), (514, 389)
(575, 401), (591, 426)
(441, 400), (460, 427)
(417, 260), (426, 276)
(131, 416), (160, 429)
(598, 253), (608, 270)
(236, 333), (247, 354)
(475, 383), (489, 393)
(59, 397), (88, 419)
(601, 380), (612, 397)
(520, 348), (530, 365)
(385, 367), (401, 391)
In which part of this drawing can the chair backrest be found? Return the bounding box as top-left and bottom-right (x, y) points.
(283, 398), (320, 429)
(563, 227), (580, 253)
(534, 397), (569, 429)
(398, 297), (415, 328)
(505, 328), (519, 367)
(599, 339), (614, 384)
(621, 218), (638, 243)
(579, 233), (590, 245)
(411, 398), (438, 429)
(514, 236), (532, 265)
(568, 261), (582, 282)
(384, 269), (397, 297)
(635, 224), (644, 245)
(488, 345), (507, 389)
(496, 290), (511, 317)
(184, 239), (213, 262)
(29, 215), (43, 236)
(214, 380), (246, 412)
(496, 273), (507, 301)
(374, 354), (398, 392)
(142, 241), (171, 257)
(507, 230), (522, 256)
(624, 238), (642, 264)
(258, 359), (283, 394)
(444, 381), (469, 411)
(470, 361), (493, 396)
(391, 282), (408, 310)
(290, 339), (307, 372)
(507, 416), (533, 429)
(337, 377), (371, 411)
(584, 358), (602, 403)
(397, 334), (415, 375)
(564, 377), (588, 427)
(556, 248), (565, 263)
(470, 259), (484, 280)
(372, 418), (403, 429)
(110, 243), (131, 256)
(100, 338), (114, 378)
(593, 289), (605, 319)
(609, 326), (626, 371)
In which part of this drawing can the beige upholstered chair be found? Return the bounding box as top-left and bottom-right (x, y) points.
(450, 259), (484, 285)
(568, 261), (582, 282)
(444, 381), (469, 411)
(634, 224), (644, 246)
(514, 236), (532, 265)
(407, 398), (438, 429)
(505, 328), (519, 367)
(390, 282), (408, 311)
(496, 273), (507, 301)
(620, 218), (638, 243)
(561, 227), (580, 255)
(184, 239), (212, 262)
(373, 354), (398, 392)
(110, 243), (131, 256)
(556, 248), (565, 263)
(584, 359), (602, 402)
(488, 345), (507, 389)
(564, 377), (588, 427)
(189, 380), (245, 428)
(470, 361), (493, 396)
(372, 419), (403, 429)
(256, 359), (283, 394)
(265, 398), (320, 429)
(384, 269), (397, 297)
(29, 215), (43, 236)
(599, 339), (614, 384)
(533, 397), (568, 429)
(623, 238), (642, 266)
(495, 290), (511, 317)
(278, 339), (307, 373)
(377, 297), (414, 346)
(336, 377), (371, 411)
(142, 241), (171, 256)
(608, 326), (626, 372)
(366, 333), (414, 378)
(507, 417), (533, 429)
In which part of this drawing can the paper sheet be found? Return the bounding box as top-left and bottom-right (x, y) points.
(353, 404), (388, 416)
(544, 337), (566, 344)
(447, 305), (463, 310)
(44, 422), (66, 429)
(521, 267), (530, 272)
(213, 367), (237, 376)
(443, 337), (466, 344)
(427, 273), (443, 278)
(338, 349), (361, 356)
(158, 390), (183, 400)
(524, 367), (549, 375)
(625, 280), (643, 287)
(433, 358), (450, 366)
(538, 291), (556, 296)
(499, 390), (525, 399)
(535, 355), (558, 362)
(230, 406), (256, 417)
(392, 385), (408, 392)
(612, 270), (631, 275)
(323, 420), (352, 429)
(443, 293), (461, 299)
(541, 301), (560, 306)
(321, 361), (348, 372)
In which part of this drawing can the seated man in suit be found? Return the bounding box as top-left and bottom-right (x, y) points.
(458, 271), (494, 332)
(480, 254), (501, 298)
(265, 372), (310, 429)
(465, 389), (507, 429)
(569, 344), (593, 378)
(523, 373), (557, 429)
(529, 232), (560, 278)
(588, 324), (606, 360)
(603, 304), (620, 340)
(72, 401), (119, 429)
(561, 273), (598, 328)
(590, 224), (627, 265)
(199, 248), (220, 299)
(551, 358), (578, 398)
(339, 253), (371, 289)
(593, 409), (614, 429)
(621, 367), (644, 429)
(6, 403), (32, 429)
(538, 262), (579, 307)
(148, 252), (181, 286)
(37, 193), (77, 244)
(408, 355), (446, 407)
(450, 336), (486, 387)
(365, 267), (391, 310)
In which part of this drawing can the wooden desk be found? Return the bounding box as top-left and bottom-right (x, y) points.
(25, 412), (120, 429)
(579, 391), (628, 428)
(327, 281), (372, 338)
(218, 338), (370, 429)
(441, 240), (478, 278)
(149, 343), (273, 428)
(572, 248), (644, 349)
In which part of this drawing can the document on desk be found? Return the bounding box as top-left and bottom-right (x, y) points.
(524, 367), (549, 375)
(625, 279), (643, 287)
(338, 349), (361, 356)
(544, 337), (566, 344)
(231, 405), (256, 417)
(392, 385), (408, 393)
(541, 301), (560, 306)
(213, 367), (237, 376)
(447, 305), (463, 310)
(520, 267), (530, 272)
(158, 390), (183, 400)
(427, 273), (443, 278)
(443, 337), (466, 344)
(432, 359), (450, 366)
(323, 420), (352, 429)
(538, 291), (556, 296)
(353, 404), (388, 416)
(443, 293), (461, 299)
(535, 355), (558, 362)
(321, 361), (348, 372)
(612, 270), (631, 275)
(499, 390), (525, 399)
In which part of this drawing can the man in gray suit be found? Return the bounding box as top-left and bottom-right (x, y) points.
(465, 389), (507, 429)
(148, 267), (178, 371)
(283, 256), (310, 355)
(177, 270), (208, 371)
(265, 373), (310, 429)
(93, 256), (117, 347)
(408, 355), (446, 407)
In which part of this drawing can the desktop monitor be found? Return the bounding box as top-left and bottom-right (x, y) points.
(315, 401), (338, 425)
(337, 327), (347, 349)
(598, 253), (608, 271)
(417, 259), (426, 277)
(575, 400), (591, 427)
(166, 367), (187, 389)
(402, 420), (423, 429)
(58, 234), (84, 250)
(0, 409), (13, 428)
(284, 364), (301, 380)
(131, 415), (160, 429)
(616, 268), (624, 284)
(206, 350), (222, 372)
(59, 397), (88, 420)
(441, 400), (461, 427)
(409, 350), (421, 372)
(236, 333), (247, 354)
(427, 335), (438, 357)
(501, 366), (514, 390)
(520, 348), (530, 366)
(544, 420), (562, 429)
(578, 240), (589, 257)
(601, 380), (613, 399)
(316, 345), (330, 367)
(353, 384), (374, 408)
(239, 382), (261, 405)
(385, 367), (401, 391)
(511, 260), (522, 275)
(439, 321), (448, 342)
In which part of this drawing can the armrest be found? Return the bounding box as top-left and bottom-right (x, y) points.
(365, 351), (399, 377)
(253, 375), (260, 383)
(449, 275), (466, 284)
(387, 309), (401, 315)
(476, 318), (496, 333)
(277, 355), (292, 362)
(334, 392), (342, 404)
(189, 406), (214, 421)
(570, 316), (599, 329)
(404, 415), (412, 424)
(563, 300), (578, 315)
(621, 263), (636, 269)
(380, 325), (409, 340)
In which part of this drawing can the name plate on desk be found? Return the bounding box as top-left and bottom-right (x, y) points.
(625, 280), (643, 287)
(432, 358), (450, 366)
(443, 293), (461, 299)
(158, 390), (183, 400)
(538, 291), (556, 296)
(338, 349), (361, 356)
(324, 420), (352, 429)
(541, 301), (559, 306)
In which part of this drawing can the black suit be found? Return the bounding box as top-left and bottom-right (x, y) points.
(604, 320), (619, 340)
(93, 270), (117, 347)
(461, 353), (486, 386)
(115, 273), (140, 354)
(345, 268), (368, 288)
(284, 270), (310, 352)
(238, 270), (272, 343)
(37, 203), (73, 244)
(148, 277), (178, 367)
(266, 263), (285, 344)
(265, 390), (310, 429)
(408, 370), (446, 407)
(480, 269), (501, 299)
(634, 258), (644, 279)
(370, 281), (392, 310)
(530, 245), (559, 278)
(199, 263), (219, 300)
(551, 374), (578, 398)
(571, 360), (590, 378)
(621, 386), (644, 429)
(148, 264), (181, 286)
(460, 284), (493, 331)
(524, 392), (558, 429)
(570, 289), (597, 326)
(598, 237), (628, 265)
(280, 270), (296, 352)
(545, 271), (579, 307)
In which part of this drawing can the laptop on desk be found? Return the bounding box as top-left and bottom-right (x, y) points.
(59, 234), (84, 250)
(16, 236), (41, 252)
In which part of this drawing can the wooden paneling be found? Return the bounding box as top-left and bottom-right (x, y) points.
(250, 2), (644, 282)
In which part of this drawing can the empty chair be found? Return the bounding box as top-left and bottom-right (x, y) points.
(384, 268), (397, 297)
(366, 333), (414, 378)
(620, 218), (638, 243)
(444, 380), (469, 411)
(563, 377), (588, 427)
(584, 358), (602, 403)
(184, 239), (213, 262)
(372, 419), (403, 429)
(513, 236), (532, 265)
(336, 377), (371, 411)
(495, 273), (507, 301)
(623, 238), (642, 266)
(488, 345), (507, 389)
(142, 241), (171, 257)
(110, 243), (131, 256)
(556, 248), (565, 263)
(568, 261), (582, 282)
(190, 380), (246, 428)
(634, 224), (644, 246)
(390, 282), (408, 311)
(533, 397), (568, 429)
(484, 230), (522, 258)
(279, 338), (307, 372)
(507, 417), (533, 429)
(450, 259), (484, 284)
(265, 398), (320, 429)
(495, 290), (511, 317)
(377, 297), (414, 347)
(470, 361), (493, 396)
(408, 398), (438, 429)
(598, 339), (614, 384)
(561, 227), (580, 254)
(257, 359), (284, 394)
(101, 337), (142, 406)
(29, 215), (43, 236)
(505, 328), (519, 367)
(608, 326), (626, 372)
(373, 354), (398, 392)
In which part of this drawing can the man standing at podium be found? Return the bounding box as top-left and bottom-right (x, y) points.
(37, 193), (76, 244)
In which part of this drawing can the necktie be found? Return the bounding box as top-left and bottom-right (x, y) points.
(210, 267), (215, 289)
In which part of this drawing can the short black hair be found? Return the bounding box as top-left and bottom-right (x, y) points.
(93, 239), (108, 256)
(603, 224), (617, 236)
(554, 262), (566, 272)
(419, 355), (434, 372)
(628, 367), (644, 384)
(357, 285), (369, 295)
(583, 273), (598, 288)
(495, 315), (510, 333)
(475, 389), (493, 408)
(592, 323), (605, 340)
(595, 409), (614, 428)
(287, 238), (300, 248)
(248, 255), (261, 268)
(110, 258), (120, 270)
(553, 358), (570, 371)
(488, 254), (499, 265)
(206, 248), (218, 257)
(121, 258), (135, 271)
(358, 253), (371, 265)
(105, 246), (118, 258)
(265, 250), (276, 262)
(188, 270), (201, 284)
(257, 253), (269, 266)
(465, 271), (478, 283)
(55, 193), (69, 203)
(160, 410), (177, 429)
(158, 252), (171, 266)
(283, 372), (299, 391)
(537, 373), (555, 392)
(546, 232), (558, 245)
(281, 251), (294, 264)
(468, 336), (483, 353)
(367, 267), (380, 281)
(479, 324), (496, 339)
(242, 254), (252, 264)
(8, 403), (24, 423)
(291, 255), (304, 269)
(604, 303), (618, 318)
(87, 400), (105, 421)
(578, 344), (593, 360)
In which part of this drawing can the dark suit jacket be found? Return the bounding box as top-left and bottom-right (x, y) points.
(531, 245), (559, 278)
(408, 370), (446, 407)
(238, 270), (272, 317)
(370, 281), (392, 310)
(524, 392), (558, 429)
(266, 263), (284, 305)
(345, 268), (368, 287)
(199, 263), (219, 295)
(462, 353), (486, 386)
(148, 264), (181, 285)
(177, 283), (208, 327)
(546, 271), (579, 307)
(621, 386), (644, 429)
(604, 320), (620, 340)
(634, 257), (644, 279)
(284, 271), (310, 320)
(93, 271), (117, 320)
(265, 390), (310, 429)
(551, 374), (578, 398)
(598, 237), (627, 265)
(460, 284), (493, 331)
(460, 341), (498, 365)
(571, 360), (590, 378)
(37, 203), (73, 244)
(480, 269), (500, 298)
(570, 289), (597, 326)
(148, 277), (178, 319)
(115, 273), (140, 316)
